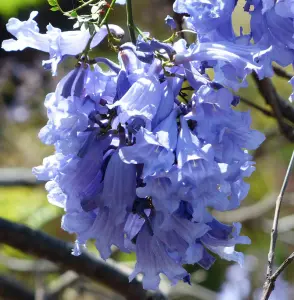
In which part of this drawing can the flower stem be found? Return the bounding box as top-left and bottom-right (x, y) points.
(100, 0), (117, 27)
(70, 0), (96, 13)
(81, 0), (117, 58)
(55, 0), (65, 13)
(126, 0), (136, 44)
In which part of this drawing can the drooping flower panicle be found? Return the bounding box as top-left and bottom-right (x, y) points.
(3, 0), (292, 290)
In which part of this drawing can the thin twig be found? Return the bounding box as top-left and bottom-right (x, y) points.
(100, 0), (117, 27)
(261, 251), (294, 300)
(126, 0), (136, 44)
(0, 217), (147, 300)
(266, 151), (294, 277)
(263, 212), (294, 234)
(67, 0), (96, 13)
(276, 93), (294, 124)
(252, 73), (294, 141)
(271, 252), (294, 281)
(240, 97), (275, 118)
(273, 65), (293, 80)
(261, 151), (294, 300)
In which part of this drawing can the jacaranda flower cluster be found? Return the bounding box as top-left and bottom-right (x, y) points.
(2, 0), (293, 290)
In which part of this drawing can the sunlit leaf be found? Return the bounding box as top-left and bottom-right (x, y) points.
(71, 10), (78, 17)
(47, 0), (57, 6)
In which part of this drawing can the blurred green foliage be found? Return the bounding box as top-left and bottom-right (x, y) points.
(0, 0), (43, 17)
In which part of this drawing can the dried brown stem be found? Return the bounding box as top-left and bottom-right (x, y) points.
(261, 151), (294, 300)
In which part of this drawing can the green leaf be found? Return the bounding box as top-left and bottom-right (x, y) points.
(47, 0), (57, 6)
(50, 6), (59, 11)
(71, 10), (78, 17)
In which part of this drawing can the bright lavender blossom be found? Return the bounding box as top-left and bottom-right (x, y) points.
(248, 0), (294, 67)
(1, 11), (124, 75)
(165, 15), (177, 30)
(173, 0), (236, 36)
(4, 1), (289, 290)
